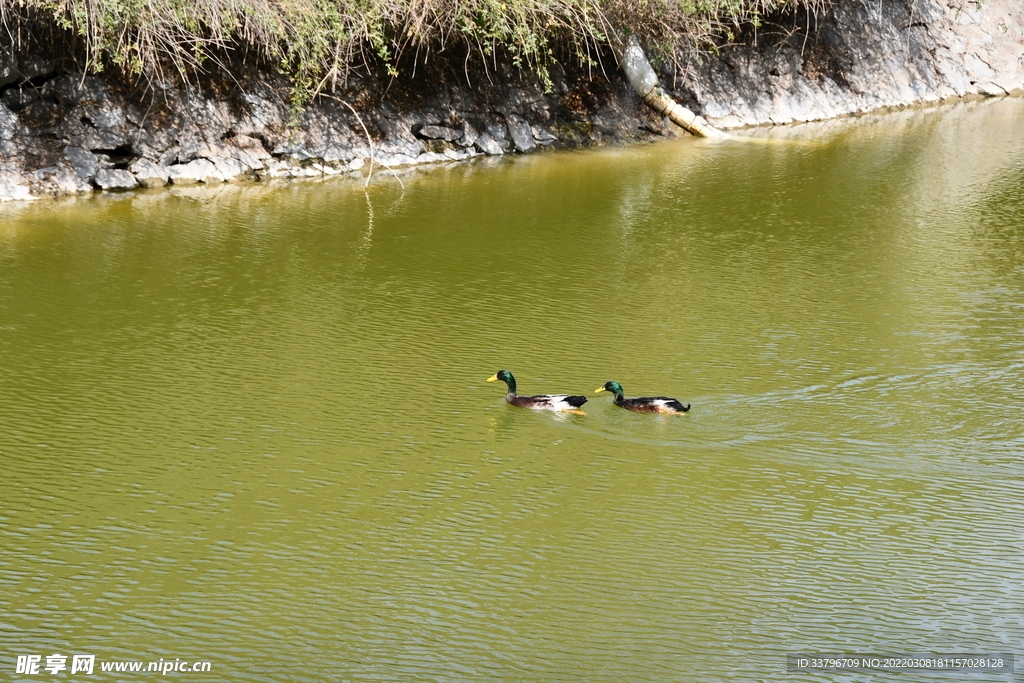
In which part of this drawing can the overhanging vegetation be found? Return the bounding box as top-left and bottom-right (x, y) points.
(2, 0), (824, 107)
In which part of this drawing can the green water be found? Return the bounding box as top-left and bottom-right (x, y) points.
(2, 99), (1023, 682)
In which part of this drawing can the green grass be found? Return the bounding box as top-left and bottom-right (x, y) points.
(2, 0), (823, 109)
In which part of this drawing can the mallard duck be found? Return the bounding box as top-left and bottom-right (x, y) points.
(487, 370), (587, 413)
(595, 381), (690, 414)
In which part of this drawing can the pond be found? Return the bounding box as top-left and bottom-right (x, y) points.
(2, 98), (1023, 682)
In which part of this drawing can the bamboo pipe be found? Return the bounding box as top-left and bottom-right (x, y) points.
(616, 35), (729, 139)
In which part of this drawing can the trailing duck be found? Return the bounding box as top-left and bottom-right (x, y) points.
(487, 370), (587, 414)
(595, 380), (690, 414)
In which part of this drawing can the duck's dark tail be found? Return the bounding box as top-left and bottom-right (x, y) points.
(668, 400), (691, 412)
(565, 395), (588, 408)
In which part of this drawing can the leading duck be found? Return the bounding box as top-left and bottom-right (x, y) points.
(487, 370), (588, 414)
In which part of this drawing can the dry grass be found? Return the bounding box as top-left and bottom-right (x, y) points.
(2, 0), (827, 108)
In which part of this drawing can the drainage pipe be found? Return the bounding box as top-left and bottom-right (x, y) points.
(616, 35), (729, 139)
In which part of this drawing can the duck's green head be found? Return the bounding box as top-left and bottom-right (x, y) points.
(596, 381), (624, 397)
(487, 370), (516, 392)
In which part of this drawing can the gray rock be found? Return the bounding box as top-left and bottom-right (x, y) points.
(95, 168), (138, 190)
(30, 166), (58, 180)
(486, 123), (508, 142)
(531, 125), (556, 144)
(317, 163), (341, 176)
(53, 165), (93, 194)
(231, 149), (268, 170)
(196, 138), (269, 171)
(202, 169), (226, 184)
(231, 134), (271, 158)
(350, 142), (372, 159)
(83, 104), (126, 132)
(506, 114), (536, 152)
(129, 158), (170, 188)
(485, 123), (510, 151)
(167, 158), (216, 185)
(415, 152), (448, 164)
(0, 88), (36, 110)
(272, 142), (314, 160)
(417, 125), (461, 142)
(260, 158), (295, 179)
(977, 81), (1007, 96)
(459, 121), (480, 148)
(374, 108), (427, 148)
(443, 148), (472, 160)
(0, 171), (34, 201)
(158, 147), (181, 167)
(0, 54), (55, 90)
(63, 146), (99, 180)
(176, 137), (206, 163)
(74, 129), (129, 152)
(316, 144), (349, 163)
(0, 104), (20, 141)
(319, 144), (355, 163)
(210, 156), (248, 181)
(292, 165), (322, 178)
(377, 138), (425, 158)
(474, 133), (504, 155)
(373, 152), (418, 167)
(194, 141), (231, 159)
(0, 54), (18, 88)
(18, 55), (55, 81)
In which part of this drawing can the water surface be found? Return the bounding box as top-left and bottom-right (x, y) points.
(2, 99), (1023, 681)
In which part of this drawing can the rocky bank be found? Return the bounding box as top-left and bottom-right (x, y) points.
(1, 0), (1021, 202)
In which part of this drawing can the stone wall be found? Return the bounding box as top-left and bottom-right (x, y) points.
(679, 0), (1023, 127)
(1, 0), (1021, 202)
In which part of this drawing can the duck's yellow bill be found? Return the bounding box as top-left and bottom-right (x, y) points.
(486, 374), (499, 382)
(595, 387), (607, 393)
